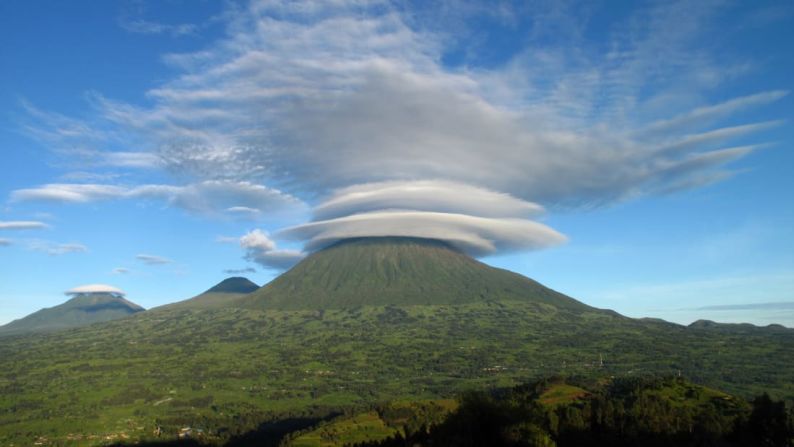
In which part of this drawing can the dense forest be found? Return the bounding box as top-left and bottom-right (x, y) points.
(104, 376), (793, 447)
(348, 377), (794, 447)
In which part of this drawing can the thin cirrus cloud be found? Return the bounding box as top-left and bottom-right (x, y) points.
(12, 0), (789, 257)
(119, 19), (198, 37)
(11, 181), (305, 219)
(0, 220), (49, 230)
(112, 267), (131, 275)
(28, 241), (88, 256)
(697, 302), (794, 311)
(136, 254), (173, 265)
(135, 1), (785, 205)
(223, 267), (256, 275)
(0, 238), (11, 246)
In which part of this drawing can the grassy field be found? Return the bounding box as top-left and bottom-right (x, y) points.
(0, 301), (792, 445)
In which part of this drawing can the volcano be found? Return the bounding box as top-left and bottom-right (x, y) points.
(1, 238), (792, 446)
(239, 237), (591, 311)
(0, 292), (144, 336)
(155, 276), (259, 311)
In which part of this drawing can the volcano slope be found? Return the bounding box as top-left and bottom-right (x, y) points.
(0, 292), (144, 336)
(153, 276), (260, 311)
(0, 238), (792, 445)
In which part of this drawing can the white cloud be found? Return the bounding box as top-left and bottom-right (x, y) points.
(59, 171), (123, 182)
(280, 210), (566, 257)
(11, 181), (305, 218)
(239, 229), (304, 270)
(292, 181), (562, 255)
(101, 151), (161, 168)
(224, 267), (257, 275)
(11, 185), (127, 203)
(112, 267), (131, 274)
(66, 284), (126, 296)
(28, 241), (88, 256)
(12, 0), (786, 257)
(120, 19), (198, 37)
(120, 0), (781, 209)
(0, 220), (49, 230)
(136, 254), (173, 265)
(240, 229), (276, 252)
(0, 238), (11, 246)
(314, 180), (544, 221)
(225, 206), (262, 219)
(246, 248), (305, 270)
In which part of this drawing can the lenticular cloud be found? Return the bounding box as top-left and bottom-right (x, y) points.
(65, 284), (126, 297)
(13, 0), (787, 262)
(280, 181), (566, 257)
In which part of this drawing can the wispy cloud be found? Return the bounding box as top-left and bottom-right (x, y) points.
(12, 0), (786, 257)
(28, 241), (88, 256)
(225, 206), (262, 220)
(136, 254), (173, 265)
(119, 19), (198, 37)
(697, 302), (794, 311)
(223, 267), (256, 275)
(112, 267), (131, 275)
(11, 181), (305, 219)
(0, 220), (49, 230)
(594, 272), (794, 308)
(120, 0), (782, 211)
(0, 238), (11, 246)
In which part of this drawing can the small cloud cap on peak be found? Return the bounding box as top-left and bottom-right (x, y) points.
(65, 284), (126, 297)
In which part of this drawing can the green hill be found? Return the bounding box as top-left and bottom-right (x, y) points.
(154, 277), (259, 311)
(0, 238), (792, 445)
(240, 237), (591, 311)
(0, 293), (144, 336)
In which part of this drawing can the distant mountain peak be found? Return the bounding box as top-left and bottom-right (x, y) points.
(152, 277), (260, 311)
(0, 292), (144, 336)
(205, 277), (259, 294)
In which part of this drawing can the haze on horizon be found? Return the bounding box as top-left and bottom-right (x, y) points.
(1, 0), (792, 326)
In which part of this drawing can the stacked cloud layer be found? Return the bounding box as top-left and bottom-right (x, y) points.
(280, 180), (566, 257)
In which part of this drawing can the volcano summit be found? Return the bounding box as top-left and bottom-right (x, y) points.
(240, 237), (590, 311)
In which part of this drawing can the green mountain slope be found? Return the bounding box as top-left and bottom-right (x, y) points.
(239, 237), (591, 311)
(0, 239), (792, 445)
(0, 302), (791, 445)
(0, 293), (144, 336)
(155, 277), (259, 311)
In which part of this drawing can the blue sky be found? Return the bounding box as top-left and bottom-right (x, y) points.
(1, 0), (792, 326)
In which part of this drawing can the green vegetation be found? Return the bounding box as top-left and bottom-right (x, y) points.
(239, 237), (589, 311)
(0, 293), (144, 336)
(153, 277), (259, 311)
(287, 400), (457, 446)
(205, 278), (260, 295)
(1, 302), (791, 445)
(537, 383), (589, 407)
(355, 377), (794, 447)
(0, 238), (791, 445)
